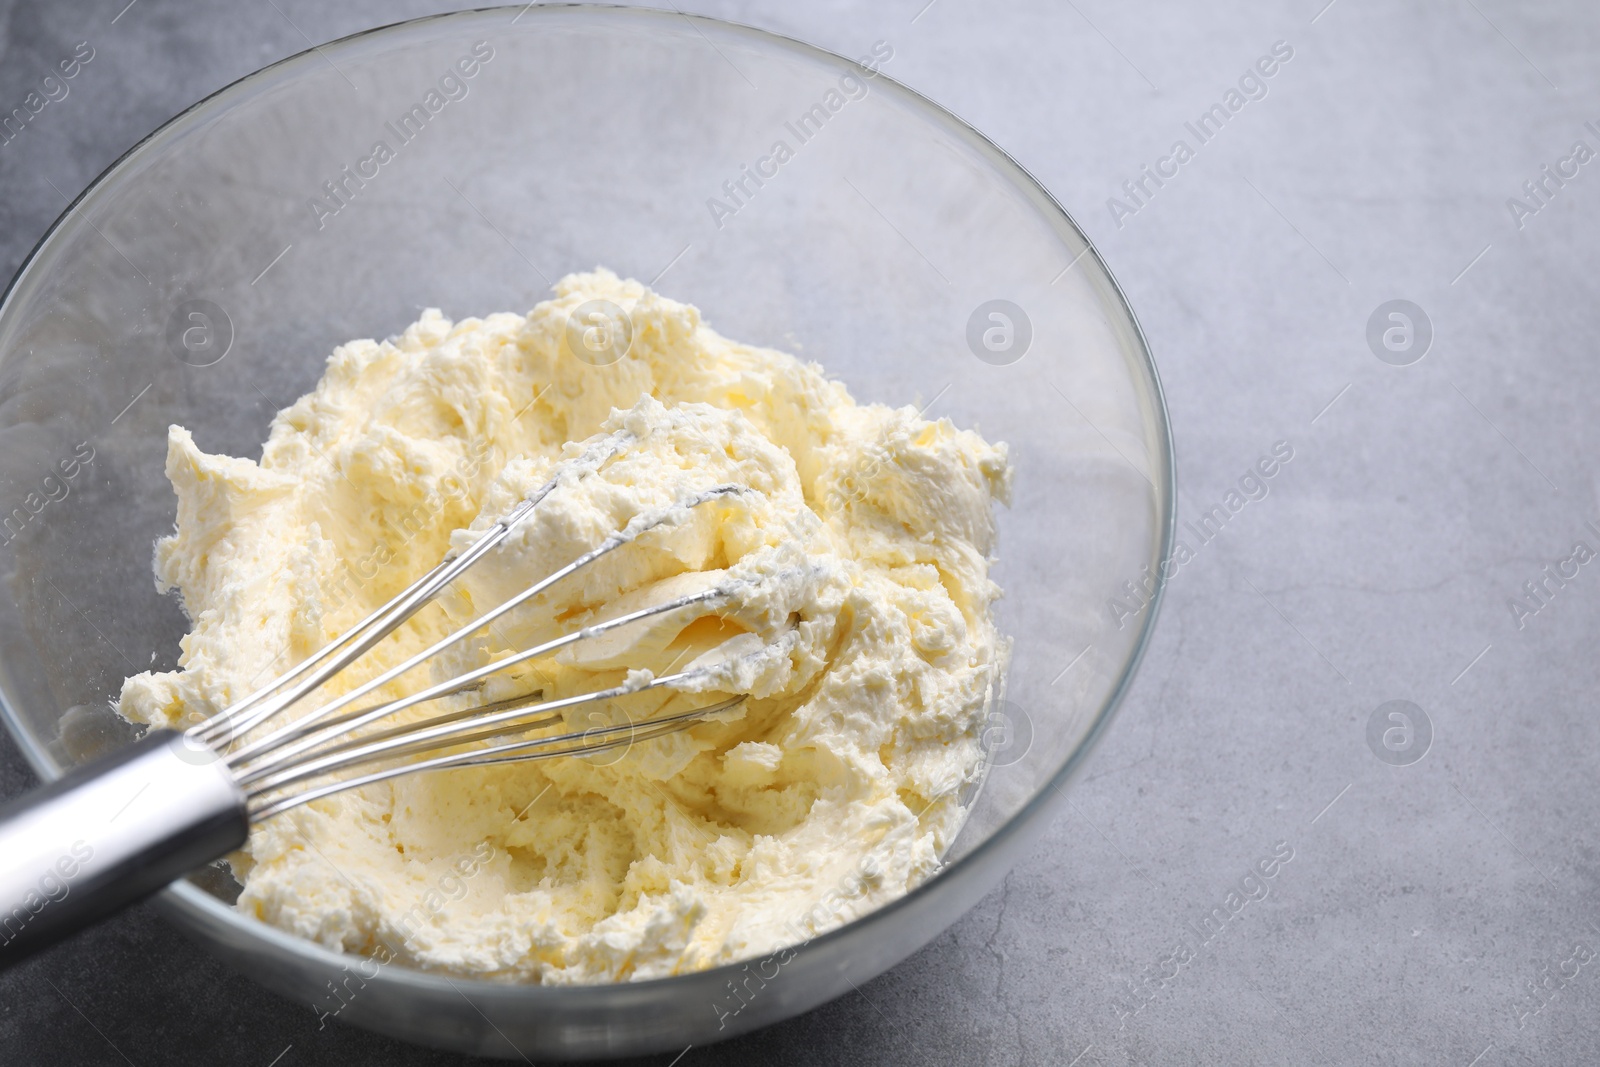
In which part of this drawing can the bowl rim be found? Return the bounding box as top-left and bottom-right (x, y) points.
(0, 2), (1177, 1006)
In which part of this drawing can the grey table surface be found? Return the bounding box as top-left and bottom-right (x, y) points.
(2, 0), (1598, 1064)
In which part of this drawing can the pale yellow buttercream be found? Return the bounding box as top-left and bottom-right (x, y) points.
(118, 270), (1011, 983)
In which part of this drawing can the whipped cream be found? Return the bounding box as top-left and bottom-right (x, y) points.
(119, 270), (1011, 983)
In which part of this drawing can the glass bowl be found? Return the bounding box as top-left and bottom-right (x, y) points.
(0, 6), (1172, 1059)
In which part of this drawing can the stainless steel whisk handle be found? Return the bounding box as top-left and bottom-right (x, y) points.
(0, 730), (247, 970)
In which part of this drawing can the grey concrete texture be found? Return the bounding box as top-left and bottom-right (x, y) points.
(1, 0), (1597, 1064)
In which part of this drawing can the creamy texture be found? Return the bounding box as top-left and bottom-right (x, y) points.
(118, 270), (1011, 983)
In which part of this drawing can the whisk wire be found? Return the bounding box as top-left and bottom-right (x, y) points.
(199, 498), (534, 748)
(233, 586), (728, 789)
(221, 483), (742, 767)
(246, 695), (744, 822)
(184, 466), (756, 823)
